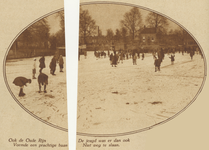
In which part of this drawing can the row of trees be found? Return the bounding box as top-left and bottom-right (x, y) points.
(18, 18), (50, 49)
(79, 7), (170, 45)
(13, 10), (65, 53)
(49, 11), (65, 50)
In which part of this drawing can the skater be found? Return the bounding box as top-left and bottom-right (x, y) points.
(110, 53), (113, 65)
(119, 52), (124, 64)
(103, 52), (106, 58)
(13, 77), (31, 96)
(58, 55), (64, 72)
(38, 73), (48, 93)
(169, 54), (175, 65)
(190, 48), (194, 60)
(84, 51), (87, 59)
(126, 53), (129, 60)
(154, 56), (161, 72)
(137, 51), (140, 59)
(112, 51), (118, 67)
(32, 58), (37, 79)
(39, 55), (45, 73)
(133, 53), (137, 65)
(161, 48), (165, 60)
(142, 53), (144, 60)
(49, 55), (56, 75)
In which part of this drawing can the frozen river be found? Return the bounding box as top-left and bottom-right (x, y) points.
(5, 56), (67, 130)
(77, 51), (205, 135)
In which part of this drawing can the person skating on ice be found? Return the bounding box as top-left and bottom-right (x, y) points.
(142, 53), (144, 60)
(169, 54), (175, 65)
(112, 51), (118, 67)
(154, 56), (161, 72)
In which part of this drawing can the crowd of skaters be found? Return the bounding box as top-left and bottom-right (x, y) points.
(153, 46), (202, 72)
(91, 45), (202, 72)
(13, 54), (64, 97)
(93, 48), (146, 67)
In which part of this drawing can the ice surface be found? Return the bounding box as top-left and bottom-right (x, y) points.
(6, 56), (67, 129)
(77, 51), (205, 135)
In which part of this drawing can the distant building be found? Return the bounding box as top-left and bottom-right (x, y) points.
(140, 27), (158, 44)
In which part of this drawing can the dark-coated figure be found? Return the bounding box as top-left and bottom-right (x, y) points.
(13, 77), (31, 96)
(39, 55), (46, 73)
(38, 73), (48, 93)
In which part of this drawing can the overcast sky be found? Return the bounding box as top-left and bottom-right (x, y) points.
(81, 4), (179, 35)
(38, 4), (180, 36)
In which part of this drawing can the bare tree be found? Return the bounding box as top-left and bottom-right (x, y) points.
(173, 26), (190, 45)
(98, 28), (103, 37)
(18, 18), (50, 49)
(146, 12), (168, 33)
(120, 27), (127, 43)
(56, 10), (65, 31)
(79, 7), (97, 44)
(54, 11), (65, 47)
(106, 28), (114, 43)
(114, 29), (121, 42)
(121, 7), (142, 40)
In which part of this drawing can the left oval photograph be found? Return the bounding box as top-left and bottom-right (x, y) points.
(4, 9), (67, 131)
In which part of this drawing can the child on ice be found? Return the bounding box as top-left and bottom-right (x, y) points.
(169, 54), (175, 65)
(154, 56), (161, 72)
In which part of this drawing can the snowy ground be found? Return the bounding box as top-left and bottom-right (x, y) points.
(5, 56), (67, 130)
(77, 51), (205, 135)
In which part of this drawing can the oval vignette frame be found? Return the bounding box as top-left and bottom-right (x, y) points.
(77, 1), (207, 137)
(3, 8), (68, 132)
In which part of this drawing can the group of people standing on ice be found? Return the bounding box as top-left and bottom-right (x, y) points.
(131, 50), (144, 65)
(153, 46), (201, 72)
(93, 45), (202, 72)
(106, 49), (145, 67)
(13, 54), (64, 97)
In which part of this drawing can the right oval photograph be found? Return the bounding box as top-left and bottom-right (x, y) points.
(77, 3), (206, 136)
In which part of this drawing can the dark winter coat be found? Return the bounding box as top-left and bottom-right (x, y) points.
(13, 77), (31, 87)
(39, 56), (46, 69)
(50, 57), (56, 70)
(170, 55), (175, 62)
(38, 73), (48, 85)
(58, 55), (64, 65)
(142, 53), (144, 58)
(154, 59), (161, 67)
(190, 51), (194, 57)
(112, 54), (118, 65)
(110, 54), (113, 61)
